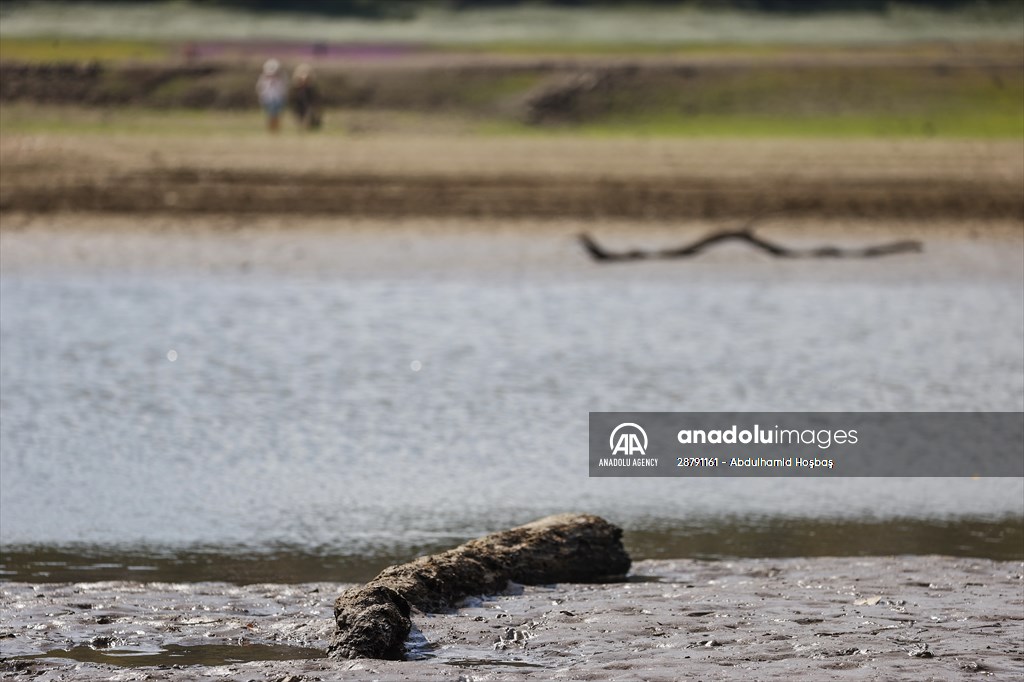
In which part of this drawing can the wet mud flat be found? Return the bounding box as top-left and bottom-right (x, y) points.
(1, 136), (1021, 220)
(2, 556), (1021, 681)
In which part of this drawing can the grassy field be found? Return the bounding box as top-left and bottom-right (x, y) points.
(2, 35), (1021, 64)
(0, 37), (172, 63)
(505, 62), (1024, 138)
(1, 2), (1022, 46)
(3, 39), (1023, 140)
(2, 104), (1019, 140)
(2, 2), (1021, 139)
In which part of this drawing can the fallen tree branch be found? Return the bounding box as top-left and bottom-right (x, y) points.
(579, 229), (922, 262)
(329, 514), (631, 660)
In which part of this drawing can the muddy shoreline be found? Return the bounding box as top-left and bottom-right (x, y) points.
(6, 168), (1021, 220)
(2, 556), (1021, 681)
(2, 136), (1021, 220)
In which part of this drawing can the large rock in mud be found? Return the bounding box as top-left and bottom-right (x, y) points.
(329, 513), (631, 660)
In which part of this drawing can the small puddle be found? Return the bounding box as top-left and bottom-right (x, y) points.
(19, 643), (326, 668)
(445, 657), (546, 669)
(404, 625), (438, 661)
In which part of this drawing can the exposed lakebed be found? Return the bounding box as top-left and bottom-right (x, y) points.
(2, 557), (1022, 681)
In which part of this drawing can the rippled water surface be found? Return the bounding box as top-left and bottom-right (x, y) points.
(2, 226), (1022, 580)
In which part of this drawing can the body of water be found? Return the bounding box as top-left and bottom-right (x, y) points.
(2, 226), (1022, 581)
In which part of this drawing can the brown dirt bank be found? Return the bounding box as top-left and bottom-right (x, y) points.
(2, 136), (1021, 220)
(2, 556), (1022, 681)
(5, 167), (1021, 220)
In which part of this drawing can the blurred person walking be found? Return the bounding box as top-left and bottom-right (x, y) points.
(289, 63), (323, 130)
(256, 58), (287, 132)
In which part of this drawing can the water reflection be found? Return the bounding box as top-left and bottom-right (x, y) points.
(2, 517), (1020, 584)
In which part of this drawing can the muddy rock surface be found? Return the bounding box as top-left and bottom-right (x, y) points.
(330, 513), (631, 660)
(2, 556), (1022, 681)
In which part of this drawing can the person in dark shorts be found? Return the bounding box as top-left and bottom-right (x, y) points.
(289, 63), (322, 130)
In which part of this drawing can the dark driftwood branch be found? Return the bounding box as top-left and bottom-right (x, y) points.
(580, 229), (922, 262)
(329, 514), (631, 660)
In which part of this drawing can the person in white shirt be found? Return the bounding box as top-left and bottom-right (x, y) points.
(256, 59), (288, 132)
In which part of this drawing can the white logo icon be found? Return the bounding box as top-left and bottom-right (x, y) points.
(610, 423), (648, 456)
